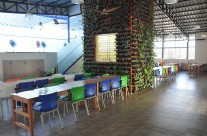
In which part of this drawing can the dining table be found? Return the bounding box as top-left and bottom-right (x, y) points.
(11, 75), (120, 136)
(188, 64), (201, 75)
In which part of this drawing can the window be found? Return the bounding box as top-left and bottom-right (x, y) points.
(154, 41), (162, 59)
(164, 40), (187, 59)
(95, 33), (116, 62)
(154, 34), (195, 60)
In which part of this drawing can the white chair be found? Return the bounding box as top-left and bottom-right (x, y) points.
(0, 83), (15, 117)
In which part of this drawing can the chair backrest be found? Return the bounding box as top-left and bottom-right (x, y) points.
(15, 87), (34, 93)
(155, 62), (159, 67)
(99, 80), (111, 93)
(74, 74), (84, 81)
(84, 73), (92, 78)
(173, 65), (176, 71)
(44, 83), (59, 87)
(176, 65), (179, 72)
(111, 77), (121, 89)
(92, 75), (101, 78)
(162, 68), (166, 74)
(36, 79), (49, 88)
(37, 92), (58, 111)
(120, 76), (128, 87)
(155, 69), (160, 76)
(53, 77), (65, 84)
(165, 68), (169, 75)
(70, 86), (85, 102)
(22, 76), (36, 80)
(18, 81), (35, 89)
(168, 67), (172, 73)
(102, 74), (109, 77)
(85, 83), (96, 98)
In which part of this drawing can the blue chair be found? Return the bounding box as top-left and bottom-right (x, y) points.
(85, 83), (100, 111)
(74, 74), (84, 81)
(111, 77), (124, 101)
(32, 92), (63, 133)
(99, 80), (115, 108)
(18, 81), (35, 89)
(155, 69), (161, 82)
(35, 79), (49, 88)
(92, 75), (101, 78)
(168, 67), (173, 79)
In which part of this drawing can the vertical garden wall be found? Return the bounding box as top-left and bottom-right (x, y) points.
(83, 0), (155, 93)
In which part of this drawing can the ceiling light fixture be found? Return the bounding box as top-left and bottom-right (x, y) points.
(71, 0), (84, 4)
(193, 25), (201, 30)
(165, 0), (178, 4)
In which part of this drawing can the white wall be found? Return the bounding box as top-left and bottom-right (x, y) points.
(0, 52), (57, 81)
(66, 57), (83, 74)
(194, 33), (207, 64)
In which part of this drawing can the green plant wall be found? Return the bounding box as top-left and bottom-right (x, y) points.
(83, 0), (155, 93)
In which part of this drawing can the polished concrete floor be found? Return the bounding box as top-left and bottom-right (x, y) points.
(0, 72), (207, 136)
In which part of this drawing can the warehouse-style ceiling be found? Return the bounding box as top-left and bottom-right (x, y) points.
(0, 0), (207, 35)
(154, 0), (207, 35)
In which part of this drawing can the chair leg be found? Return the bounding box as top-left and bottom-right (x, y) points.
(56, 109), (63, 129)
(76, 103), (79, 112)
(72, 103), (77, 122)
(49, 112), (51, 126)
(109, 92), (115, 104)
(40, 114), (45, 133)
(66, 101), (69, 114)
(0, 99), (3, 117)
(119, 89), (124, 101)
(53, 111), (55, 119)
(6, 99), (9, 109)
(83, 100), (90, 116)
(101, 94), (106, 108)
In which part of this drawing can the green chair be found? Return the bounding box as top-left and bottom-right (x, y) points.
(44, 83), (59, 87)
(120, 76), (130, 98)
(60, 86), (89, 122)
(161, 68), (167, 81)
(102, 74), (109, 77)
(53, 77), (65, 84)
(22, 76), (36, 80)
(84, 73), (92, 78)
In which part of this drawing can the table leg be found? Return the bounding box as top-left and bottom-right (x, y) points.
(27, 100), (34, 136)
(95, 83), (99, 109)
(12, 96), (17, 129)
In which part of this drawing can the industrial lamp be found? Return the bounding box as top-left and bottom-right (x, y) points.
(165, 0), (178, 4)
(71, 0), (84, 4)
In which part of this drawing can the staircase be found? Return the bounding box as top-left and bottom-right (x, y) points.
(57, 37), (83, 73)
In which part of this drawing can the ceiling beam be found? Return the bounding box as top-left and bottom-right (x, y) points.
(0, 0), (68, 15)
(155, 1), (207, 11)
(154, 0), (187, 37)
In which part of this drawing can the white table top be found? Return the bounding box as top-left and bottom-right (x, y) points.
(12, 81), (83, 99)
